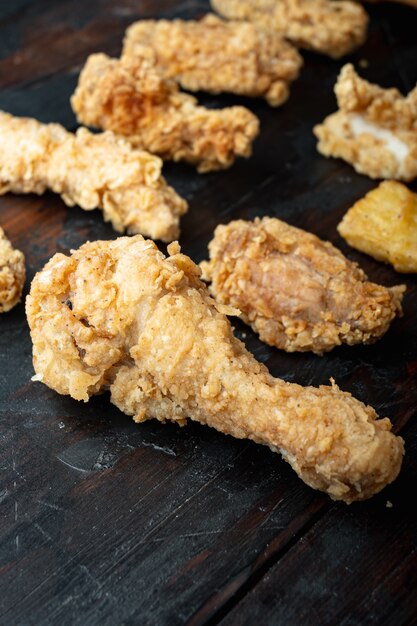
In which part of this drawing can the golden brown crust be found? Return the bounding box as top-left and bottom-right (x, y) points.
(200, 217), (404, 354)
(0, 111), (187, 242)
(211, 0), (368, 59)
(71, 52), (260, 173)
(26, 235), (404, 502)
(123, 14), (303, 106)
(338, 180), (417, 273)
(0, 226), (25, 313)
(314, 64), (417, 181)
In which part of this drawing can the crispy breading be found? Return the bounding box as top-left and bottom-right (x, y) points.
(338, 181), (417, 273)
(0, 111), (187, 242)
(314, 64), (417, 181)
(211, 0), (368, 59)
(200, 217), (404, 354)
(26, 235), (404, 502)
(122, 14), (303, 106)
(71, 52), (260, 173)
(0, 227), (25, 313)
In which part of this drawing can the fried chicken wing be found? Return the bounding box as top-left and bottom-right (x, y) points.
(0, 111), (187, 242)
(200, 217), (404, 355)
(26, 235), (404, 502)
(122, 14), (302, 107)
(0, 227), (25, 313)
(71, 52), (260, 173)
(211, 0), (368, 59)
(314, 64), (417, 181)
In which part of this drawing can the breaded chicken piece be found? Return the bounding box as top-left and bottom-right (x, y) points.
(71, 52), (260, 173)
(122, 14), (303, 107)
(0, 111), (187, 242)
(26, 235), (404, 502)
(211, 0), (368, 59)
(314, 64), (417, 181)
(200, 217), (404, 355)
(0, 227), (25, 313)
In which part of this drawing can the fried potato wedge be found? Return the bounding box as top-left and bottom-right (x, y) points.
(338, 181), (417, 273)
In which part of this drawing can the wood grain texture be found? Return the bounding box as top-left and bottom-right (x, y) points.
(0, 1), (416, 625)
(220, 421), (417, 626)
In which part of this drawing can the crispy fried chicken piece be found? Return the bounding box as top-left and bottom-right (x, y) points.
(0, 111), (187, 242)
(122, 14), (303, 107)
(71, 52), (260, 173)
(314, 64), (417, 181)
(211, 0), (368, 59)
(0, 227), (25, 313)
(26, 235), (404, 502)
(200, 217), (404, 355)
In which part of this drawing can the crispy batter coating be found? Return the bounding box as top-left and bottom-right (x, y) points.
(338, 181), (417, 273)
(0, 111), (187, 242)
(71, 52), (260, 173)
(122, 14), (303, 107)
(211, 0), (368, 59)
(314, 64), (417, 181)
(200, 217), (404, 355)
(26, 235), (404, 502)
(0, 227), (25, 313)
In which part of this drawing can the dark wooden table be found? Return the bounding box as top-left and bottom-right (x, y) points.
(1, 1), (417, 624)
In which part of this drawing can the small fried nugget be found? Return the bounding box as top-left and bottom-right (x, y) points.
(71, 52), (260, 173)
(314, 64), (417, 182)
(123, 14), (303, 107)
(0, 111), (187, 242)
(211, 0), (368, 59)
(338, 181), (417, 273)
(200, 217), (404, 354)
(26, 235), (404, 502)
(0, 227), (25, 313)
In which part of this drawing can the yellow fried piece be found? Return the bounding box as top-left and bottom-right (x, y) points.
(314, 64), (417, 181)
(0, 111), (187, 242)
(211, 0), (368, 59)
(0, 227), (25, 313)
(200, 217), (404, 354)
(123, 14), (303, 107)
(27, 235), (404, 502)
(71, 52), (260, 173)
(338, 181), (417, 273)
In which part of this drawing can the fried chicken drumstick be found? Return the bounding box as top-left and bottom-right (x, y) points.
(71, 52), (260, 173)
(211, 0), (368, 59)
(123, 14), (302, 107)
(200, 217), (405, 355)
(0, 111), (187, 242)
(314, 64), (417, 181)
(26, 236), (404, 502)
(0, 227), (25, 313)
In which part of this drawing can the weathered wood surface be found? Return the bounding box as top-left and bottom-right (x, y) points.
(0, 1), (416, 625)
